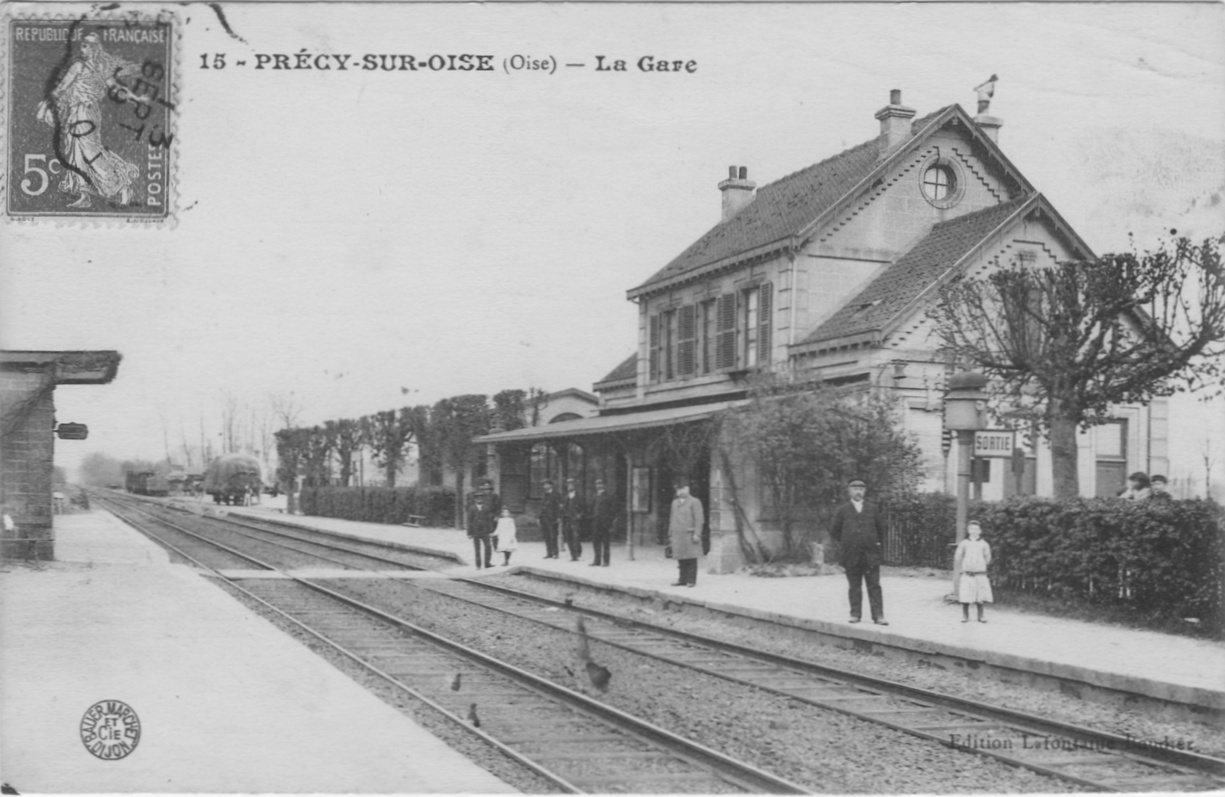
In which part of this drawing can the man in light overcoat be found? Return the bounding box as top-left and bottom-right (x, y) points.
(668, 478), (705, 587)
(829, 477), (888, 625)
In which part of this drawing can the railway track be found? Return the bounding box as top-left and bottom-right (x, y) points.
(414, 577), (1225, 792)
(97, 493), (1225, 792)
(95, 493), (810, 794)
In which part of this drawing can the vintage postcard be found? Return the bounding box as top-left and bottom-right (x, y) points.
(2, 2), (1224, 794)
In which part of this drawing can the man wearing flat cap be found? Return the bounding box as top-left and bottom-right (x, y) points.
(829, 477), (888, 625)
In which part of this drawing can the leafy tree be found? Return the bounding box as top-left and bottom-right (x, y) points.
(491, 389), (528, 431)
(722, 374), (923, 562)
(274, 427), (311, 510)
(325, 418), (364, 487)
(430, 394), (491, 527)
(931, 235), (1225, 498)
(302, 425), (333, 487)
(362, 406), (427, 488)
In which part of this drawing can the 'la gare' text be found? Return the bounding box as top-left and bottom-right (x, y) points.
(597, 55), (697, 73)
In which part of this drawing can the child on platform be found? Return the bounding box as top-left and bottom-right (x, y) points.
(494, 507), (518, 566)
(955, 520), (993, 623)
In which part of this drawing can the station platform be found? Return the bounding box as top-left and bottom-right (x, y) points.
(225, 504), (1225, 719)
(0, 510), (516, 793)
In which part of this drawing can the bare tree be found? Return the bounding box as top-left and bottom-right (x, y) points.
(1204, 439), (1217, 499)
(219, 391), (241, 455)
(931, 235), (1225, 498)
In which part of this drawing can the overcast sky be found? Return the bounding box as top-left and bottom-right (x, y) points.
(3, 2), (1223, 486)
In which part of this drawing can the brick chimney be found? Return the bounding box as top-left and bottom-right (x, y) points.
(975, 113), (1003, 143)
(718, 165), (756, 222)
(874, 89), (916, 153)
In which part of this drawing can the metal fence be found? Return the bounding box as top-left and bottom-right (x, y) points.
(880, 496), (956, 569)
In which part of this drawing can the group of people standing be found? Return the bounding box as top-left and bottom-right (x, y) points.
(537, 477), (621, 565)
(829, 477), (995, 625)
(465, 479), (517, 568)
(1119, 471), (1172, 502)
(467, 477), (621, 570)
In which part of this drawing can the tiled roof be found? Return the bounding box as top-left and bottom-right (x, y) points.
(630, 107), (953, 295)
(800, 197), (1032, 347)
(594, 353), (637, 388)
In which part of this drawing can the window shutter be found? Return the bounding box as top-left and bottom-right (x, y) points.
(677, 305), (696, 376)
(715, 293), (737, 370)
(648, 314), (661, 382)
(758, 282), (773, 364)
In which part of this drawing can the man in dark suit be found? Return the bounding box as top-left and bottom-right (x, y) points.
(588, 478), (619, 567)
(538, 479), (563, 559)
(561, 477), (585, 561)
(829, 477), (888, 625)
(466, 478), (500, 570)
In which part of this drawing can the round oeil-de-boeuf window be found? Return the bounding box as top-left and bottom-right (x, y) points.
(919, 158), (965, 209)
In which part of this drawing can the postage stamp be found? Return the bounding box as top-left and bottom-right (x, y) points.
(4, 13), (176, 223)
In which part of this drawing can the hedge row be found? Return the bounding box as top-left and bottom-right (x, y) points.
(976, 497), (1224, 631)
(878, 494), (1225, 632)
(299, 486), (457, 528)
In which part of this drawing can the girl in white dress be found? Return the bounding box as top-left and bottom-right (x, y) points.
(493, 508), (518, 566)
(955, 520), (994, 623)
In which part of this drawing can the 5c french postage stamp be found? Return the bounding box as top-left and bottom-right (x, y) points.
(4, 13), (176, 223)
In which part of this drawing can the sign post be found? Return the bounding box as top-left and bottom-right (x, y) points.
(55, 423), (89, 440)
(973, 430), (1016, 458)
(943, 373), (990, 601)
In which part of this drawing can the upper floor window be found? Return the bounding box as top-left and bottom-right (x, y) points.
(649, 283), (771, 383)
(922, 165), (954, 201)
(918, 154), (965, 209)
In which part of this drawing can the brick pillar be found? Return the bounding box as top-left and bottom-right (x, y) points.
(2, 371), (57, 560)
(704, 446), (746, 574)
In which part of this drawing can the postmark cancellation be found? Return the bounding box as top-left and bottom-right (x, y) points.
(4, 12), (177, 223)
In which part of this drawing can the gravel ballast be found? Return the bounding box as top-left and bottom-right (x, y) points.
(486, 573), (1225, 759)
(319, 577), (1082, 793)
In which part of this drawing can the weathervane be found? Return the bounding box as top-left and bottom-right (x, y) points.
(974, 74), (999, 114)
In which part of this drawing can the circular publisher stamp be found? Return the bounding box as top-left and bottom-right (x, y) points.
(80, 700), (141, 760)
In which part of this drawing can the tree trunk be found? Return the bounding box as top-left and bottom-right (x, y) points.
(1048, 415), (1080, 500)
(453, 470), (465, 529)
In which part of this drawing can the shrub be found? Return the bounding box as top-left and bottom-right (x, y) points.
(978, 497), (1224, 633)
(299, 485), (456, 529)
(873, 494), (1224, 634)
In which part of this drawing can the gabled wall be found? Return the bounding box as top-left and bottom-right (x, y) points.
(794, 128), (1017, 338)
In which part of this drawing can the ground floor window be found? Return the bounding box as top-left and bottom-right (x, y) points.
(1095, 420), (1128, 497)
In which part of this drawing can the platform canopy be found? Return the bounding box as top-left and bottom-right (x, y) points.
(0, 350), (122, 384)
(474, 400), (745, 445)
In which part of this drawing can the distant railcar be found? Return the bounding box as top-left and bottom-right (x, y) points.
(203, 454), (262, 505)
(124, 470), (168, 497)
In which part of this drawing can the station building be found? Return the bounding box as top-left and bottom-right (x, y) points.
(477, 91), (1168, 572)
(1, 350), (122, 560)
